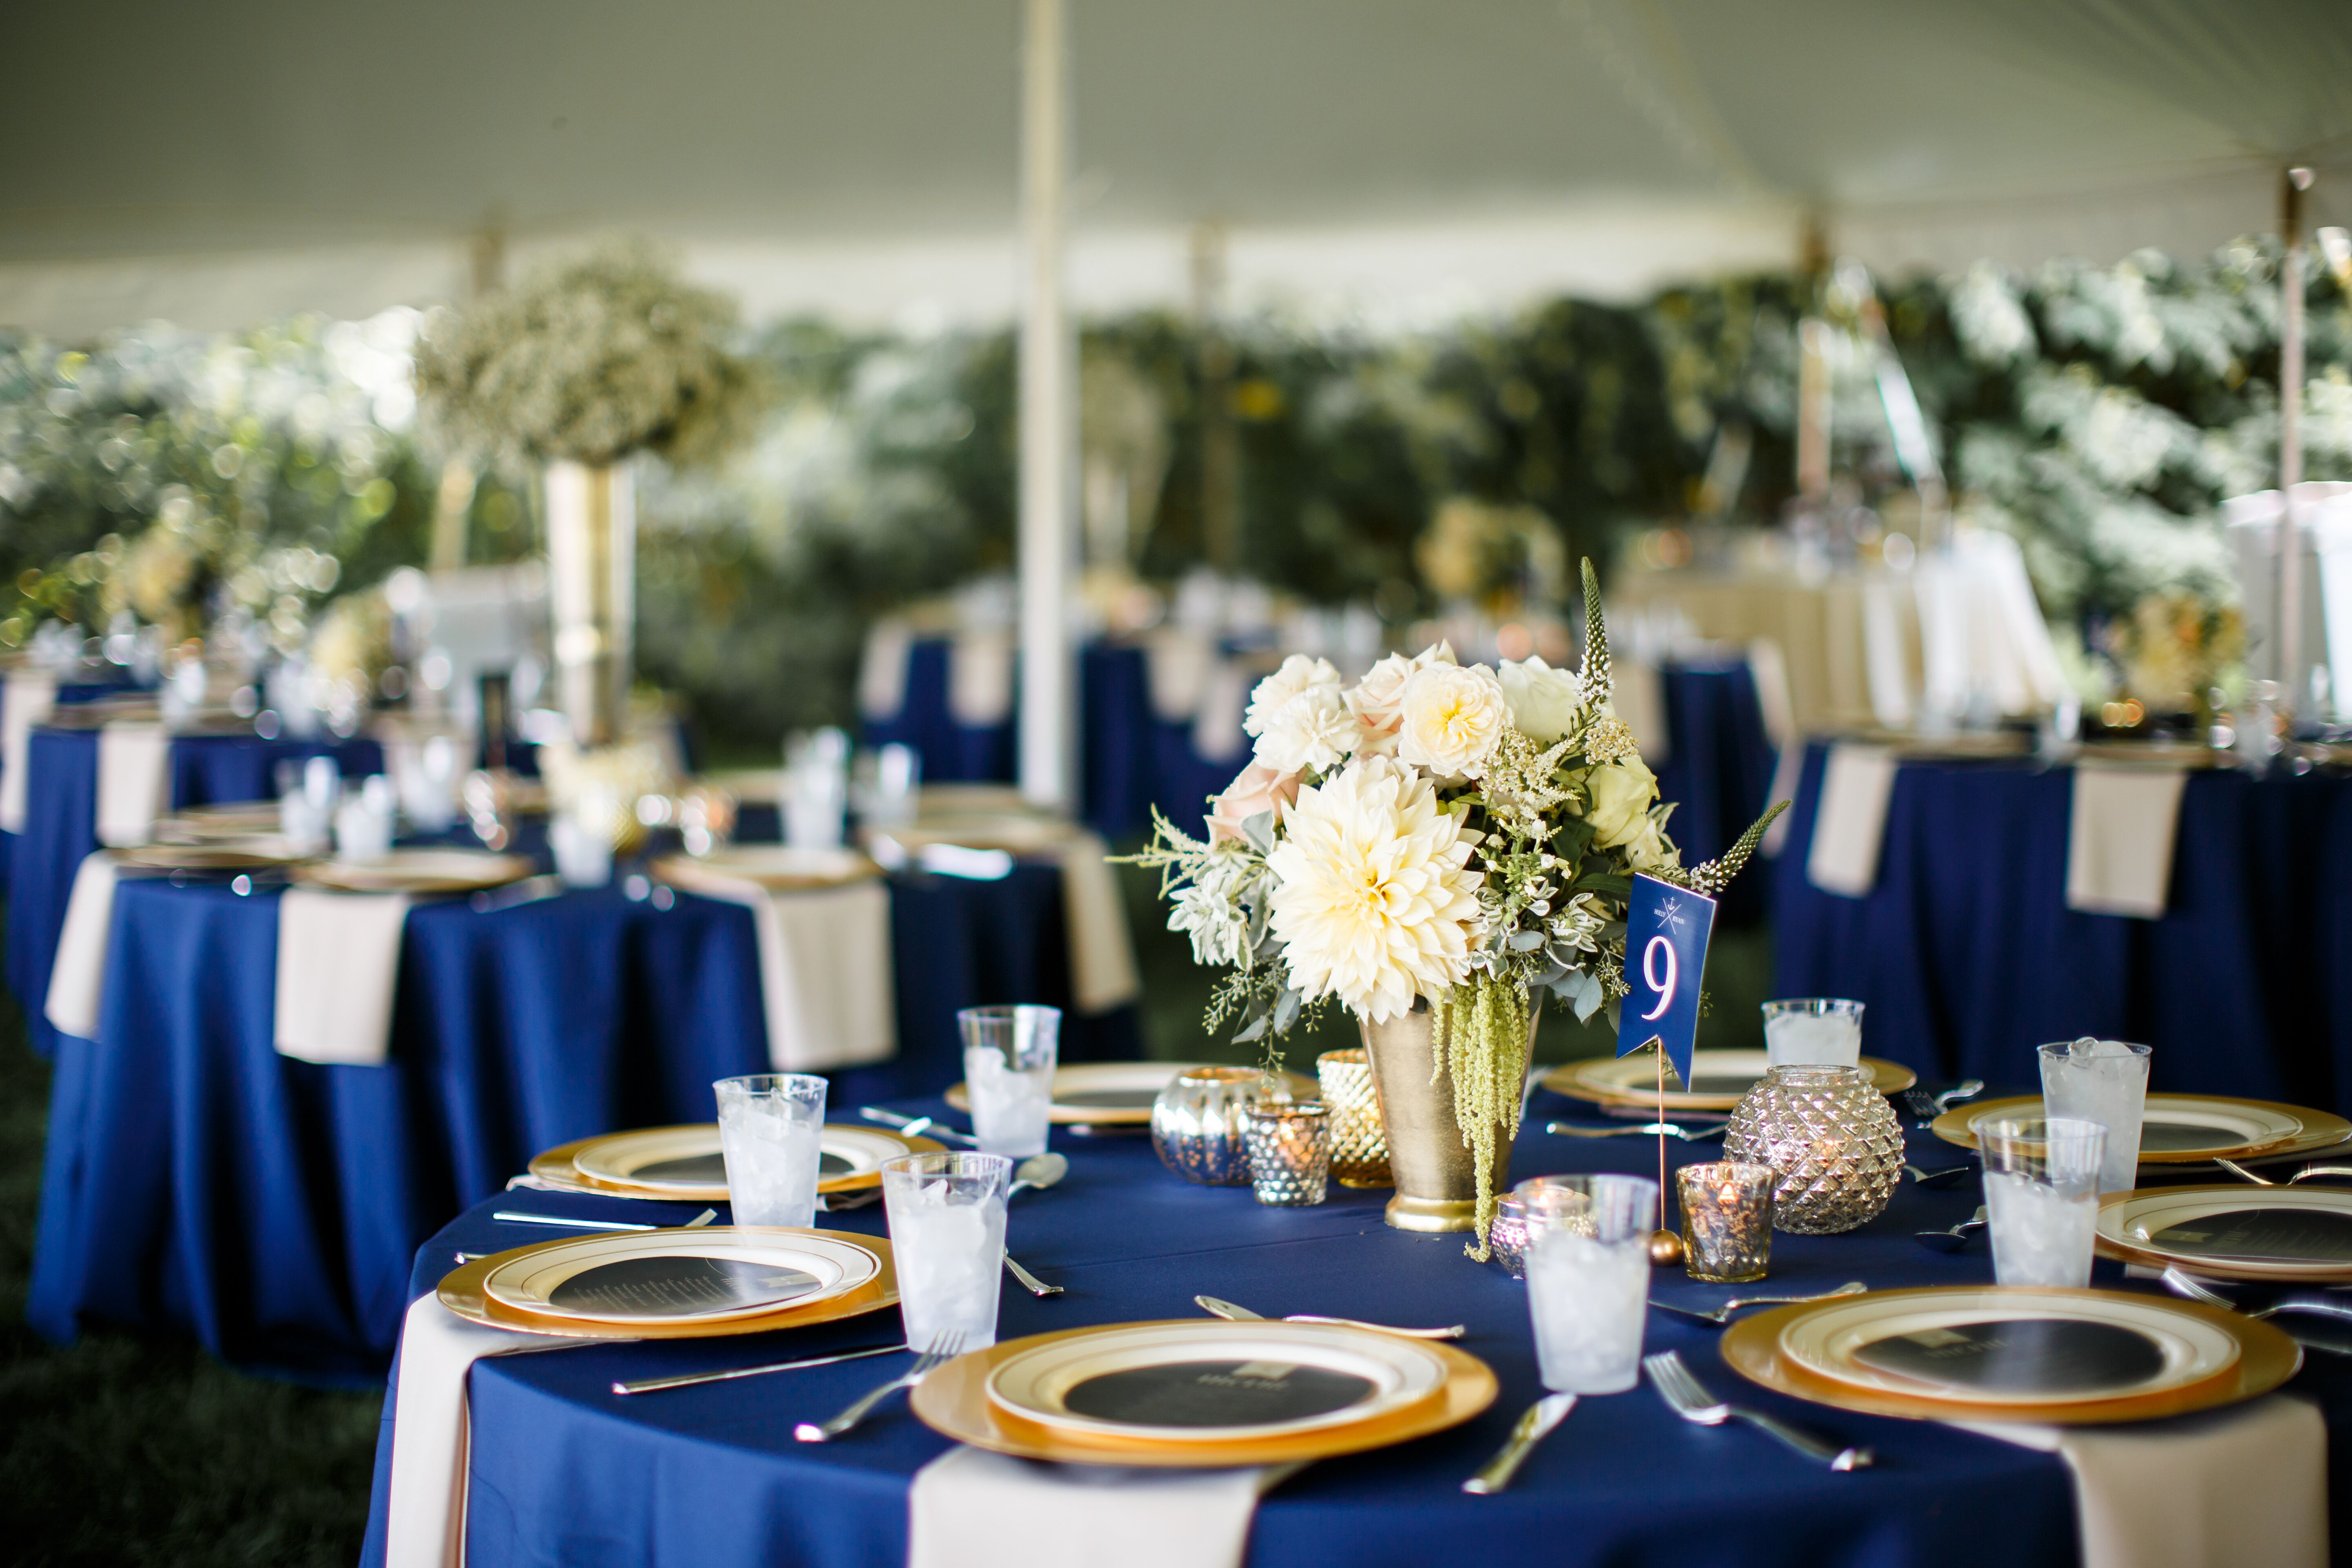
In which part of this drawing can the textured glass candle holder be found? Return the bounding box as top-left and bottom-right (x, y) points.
(1486, 1193), (1533, 1279)
(1315, 1048), (1392, 1188)
(1243, 1101), (1332, 1206)
(1722, 1065), (1904, 1234)
(1151, 1067), (1271, 1185)
(1676, 1161), (1775, 1282)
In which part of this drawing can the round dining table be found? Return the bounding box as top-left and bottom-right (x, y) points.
(354, 1084), (2352, 1568)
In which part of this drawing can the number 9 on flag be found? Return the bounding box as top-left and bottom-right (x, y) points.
(1616, 873), (1716, 1093)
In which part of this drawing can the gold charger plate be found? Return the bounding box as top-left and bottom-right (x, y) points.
(296, 850), (535, 894)
(1931, 1094), (2352, 1167)
(910, 1320), (1497, 1466)
(530, 1123), (944, 1199)
(944, 1062), (1318, 1126)
(437, 1227), (897, 1340)
(1544, 1050), (1915, 1112)
(1722, 1287), (2300, 1425)
(649, 846), (883, 894)
(2095, 1185), (2352, 1283)
(117, 839), (309, 871)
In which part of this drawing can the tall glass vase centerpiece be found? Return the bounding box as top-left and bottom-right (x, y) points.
(414, 242), (760, 746)
(1129, 563), (1781, 1256)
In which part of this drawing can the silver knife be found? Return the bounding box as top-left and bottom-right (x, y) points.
(1462, 1393), (1577, 1494)
(1193, 1294), (1466, 1339)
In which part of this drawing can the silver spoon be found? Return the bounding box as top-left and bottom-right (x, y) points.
(1547, 1120), (1725, 1142)
(1934, 1079), (1986, 1111)
(1914, 1205), (1988, 1254)
(1905, 1163), (1976, 1189)
(1008, 1152), (1069, 1198)
(2160, 1266), (2352, 1324)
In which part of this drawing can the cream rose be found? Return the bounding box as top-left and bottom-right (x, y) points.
(1582, 755), (1659, 848)
(1252, 685), (1359, 775)
(1397, 662), (1510, 780)
(1622, 814), (1679, 874)
(1498, 654), (1587, 744)
(1206, 761), (1302, 844)
(1243, 654), (1342, 738)
(1345, 642), (1456, 740)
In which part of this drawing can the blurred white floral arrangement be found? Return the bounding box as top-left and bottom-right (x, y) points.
(414, 243), (763, 468)
(1129, 563), (1782, 1242)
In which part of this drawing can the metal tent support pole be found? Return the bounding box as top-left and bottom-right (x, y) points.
(1017, 0), (1078, 812)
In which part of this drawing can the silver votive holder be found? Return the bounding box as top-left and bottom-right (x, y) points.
(1486, 1193), (1533, 1278)
(1242, 1101), (1332, 1206)
(1677, 1160), (1775, 1283)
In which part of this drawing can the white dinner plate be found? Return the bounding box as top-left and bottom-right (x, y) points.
(296, 849), (533, 893)
(985, 1321), (1450, 1443)
(571, 1123), (918, 1196)
(1777, 1287), (2240, 1407)
(2099, 1187), (2352, 1278)
(482, 1229), (881, 1326)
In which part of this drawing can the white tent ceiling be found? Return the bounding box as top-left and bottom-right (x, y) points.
(3, 0), (2348, 334)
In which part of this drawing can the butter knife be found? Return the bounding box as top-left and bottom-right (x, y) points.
(1462, 1393), (1577, 1494)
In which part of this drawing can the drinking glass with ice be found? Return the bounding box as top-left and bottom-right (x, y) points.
(1762, 998), (1864, 1070)
(2038, 1038), (2150, 1195)
(713, 1073), (829, 1229)
(957, 1005), (1060, 1158)
(1980, 1115), (2105, 1288)
(1517, 1173), (1660, 1394)
(882, 1151), (1012, 1350)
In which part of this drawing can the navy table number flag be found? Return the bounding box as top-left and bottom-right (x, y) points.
(1616, 873), (1717, 1093)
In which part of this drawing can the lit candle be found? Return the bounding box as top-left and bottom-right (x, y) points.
(1676, 1161), (1775, 1282)
(1242, 1101), (1332, 1207)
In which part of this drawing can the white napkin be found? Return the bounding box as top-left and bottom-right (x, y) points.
(0, 671), (58, 833)
(1805, 743), (1898, 897)
(860, 618), (917, 721)
(1861, 576), (1914, 728)
(1610, 657), (1668, 763)
(1956, 1395), (2325, 1568)
(908, 1447), (1299, 1568)
(1144, 630), (1216, 722)
(383, 1295), (553, 1568)
(949, 631), (1016, 727)
(2065, 763), (2190, 919)
(1048, 829), (1142, 1013)
(690, 875), (896, 1070)
(96, 722), (172, 848)
(45, 852), (121, 1039)
(273, 886), (413, 1065)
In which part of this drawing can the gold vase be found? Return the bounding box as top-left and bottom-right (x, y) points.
(1356, 998), (1536, 1233)
(543, 459), (635, 747)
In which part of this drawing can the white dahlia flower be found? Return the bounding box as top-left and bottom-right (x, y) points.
(1266, 755), (1485, 1023)
(1397, 662), (1510, 780)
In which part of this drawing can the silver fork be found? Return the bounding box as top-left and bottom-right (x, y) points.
(1650, 1281), (1866, 1325)
(2160, 1266), (2352, 1323)
(1902, 1087), (1940, 1126)
(1644, 1350), (1873, 1469)
(2214, 1158), (2352, 1187)
(793, 1331), (969, 1442)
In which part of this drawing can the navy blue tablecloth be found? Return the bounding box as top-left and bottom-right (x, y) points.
(4, 725), (382, 1058)
(342, 1089), (2352, 1568)
(1653, 661), (1777, 927)
(1774, 743), (2352, 1111)
(0, 674), (129, 893)
(29, 863), (1136, 1383)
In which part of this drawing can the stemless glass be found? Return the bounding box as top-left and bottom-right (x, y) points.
(2038, 1039), (2150, 1194)
(1518, 1173), (1660, 1394)
(958, 1004), (1060, 1157)
(882, 1151), (1013, 1350)
(1980, 1116), (2107, 1287)
(1761, 998), (1864, 1069)
(713, 1073), (829, 1228)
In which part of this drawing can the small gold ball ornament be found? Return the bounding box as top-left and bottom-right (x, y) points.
(1648, 1228), (1686, 1267)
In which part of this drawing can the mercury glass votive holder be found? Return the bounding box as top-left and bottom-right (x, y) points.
(1676, 1161), (1775, 1283)
(1243, 1101), (1332, 1206)
(1315, 1048), (1392, 1188)
(1487, 1193), (1533, 1278)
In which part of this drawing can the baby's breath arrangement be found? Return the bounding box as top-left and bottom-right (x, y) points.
(414, 243), (762, 469)
(1127, 561), (1782, 1252)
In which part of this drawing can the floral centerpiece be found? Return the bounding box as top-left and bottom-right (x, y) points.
(1130, 563), (1781, 1253)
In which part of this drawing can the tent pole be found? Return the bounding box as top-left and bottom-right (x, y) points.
(1018, 0), (1077, 811)
(2276, 167), (2315, 730)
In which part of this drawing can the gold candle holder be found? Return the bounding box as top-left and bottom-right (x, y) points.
(1315, 1048), (1391, 1188)
(1242, 1101), (1332, 1206)
(1677, 1161), (1775, 1283)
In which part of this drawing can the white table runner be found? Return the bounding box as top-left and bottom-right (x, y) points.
(0, 671), (58, 832)
(384, 1296), (566, 1568)
(274, 886), (414, 1065)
